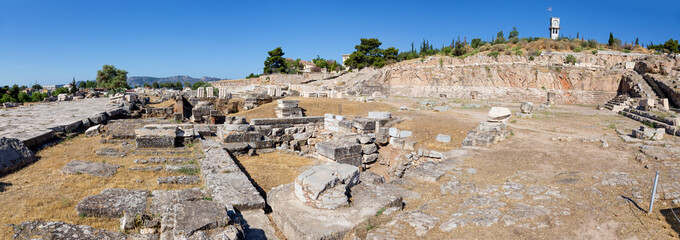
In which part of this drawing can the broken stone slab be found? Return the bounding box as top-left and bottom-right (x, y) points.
(134, 157), (193, 164)
(239, 209), (280, 240)
(269, 183), (402, 240)
(150, 188), (209, 216)
(394, 211), (439, 236)
(61, 160), (120, 177)
(388, 127), (400, 138)
(76, 188), (149, 218)
(165, 164), (199, 172)
(316, 139), (362, 166)
(203, 173), (266, 211)
(12, 221), (125, 240)
(157, 175), (200, 185)
(173, 201), (230, 238)
(129, 166), (163, 172)
(359, 171), (385, 184)
(436, 134), (451, 143)
(294, 163), (360, 209)
(405, 159), (459, 183)
(95, 148), (126, 157)
(358, 135), (376, 144)
(487, 107), (512, 122)
(0, 137), (37, 175)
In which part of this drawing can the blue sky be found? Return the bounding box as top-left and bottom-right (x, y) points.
(0, 0), (678, 86)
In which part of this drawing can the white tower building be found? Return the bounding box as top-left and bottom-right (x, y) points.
(549, 17), (560, 40)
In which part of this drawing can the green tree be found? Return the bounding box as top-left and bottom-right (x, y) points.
(96, 65), (129, 89)
(494, 31), (506, 44)
(508, 27), (519, 39)
(312, 55), (328, 69)
(635, 38), (639, 46)
(1, 93), (16, 103)
(384, 47), (399, 61)
(608, 33), (615, 46)
(246, 73), (260, 79)
(9, 84), (20, 99)
(69, 77), (78, 94)
(152, 81), (160, 89)
(344, 38), (390, 69)
(143, 83), (151, 88)
(31, 84), (42, 89)
(263, 47), (286, 74)
(31, 92), (44, 102)
(565, 54), (577, 64)
(470, 38), (483, 49)
(17, 92), (30, 102)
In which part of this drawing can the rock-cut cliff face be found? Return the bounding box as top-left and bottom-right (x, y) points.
(376, 53), (659, 105)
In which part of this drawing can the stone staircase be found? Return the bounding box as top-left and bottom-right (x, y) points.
(604, 95), (632, 112)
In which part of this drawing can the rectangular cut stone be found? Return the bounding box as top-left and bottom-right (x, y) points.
(316, 140), (362, 166)
(135, 125), (177, 148)
(251, 116), (323, 126)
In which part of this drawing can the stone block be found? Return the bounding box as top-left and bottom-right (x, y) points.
(368, 112), (391, 120)
(85, 125), (100, 137)
(389, 137), (405, 149)
(173, 201), (229, 238)
(363, 153), (379, 164)
(436, 134), (451, 143)
(478, 121), (507, 132)
(13, 221), (125, 239)
(277, 100), (300, 108)
(520, 102), (534, 114)
(639, 99), (655, 107)
(361, 143), (378, 154)
(76, 188), (149, 218)
(399, 130), (413, 138)
(294, 163), (360, 209)
(61, 160), (120, 177)
(135, 125), (177, 148)
(404, 140), (417, 151)
(389, 127), (400, 137)
(0, 137), (37, 175)
(360, 171), (385, 184)
(316, 139), (362, 166)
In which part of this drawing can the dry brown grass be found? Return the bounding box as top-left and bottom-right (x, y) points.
(228, 97), (396, 121)
(147, 99), (176, 108)
(393, 110), (477, 151)
(0, 135), (201, 238)
(235, 152), (318, 193)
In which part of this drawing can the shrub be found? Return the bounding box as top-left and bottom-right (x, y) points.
(487, 51), (500, 58)
(622, 49), (631, 53)
(515, 50), (523, 56)
(591, 50), (598, 54)
(573, 47), (582, 53)
(565, 54), (577, 65)
(529, 56), (535, 61)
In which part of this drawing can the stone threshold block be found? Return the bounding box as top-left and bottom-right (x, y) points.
(135, 124), (177, 148)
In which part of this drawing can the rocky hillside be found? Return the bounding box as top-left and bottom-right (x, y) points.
(127, 75), (221, 87)
(332, 52), (678, 105)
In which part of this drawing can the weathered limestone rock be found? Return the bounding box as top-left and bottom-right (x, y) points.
(173, 201), (230, 238)
(361, 143), (378, 154)
(76, 188), (149, 218)
(61, 160), (120, 177)
(368, 112), (391, 120)
(95, 148), (127, 157)
(165, 164), (199, 173)
(12, 221), (125, 240)
(0, 137), (37, 175)
(520, 102), (534, 114)
(157, 175), (200, 185)
(294, 163), (360, 209)
(275, 100), (303, 118)
(436, 134), (451, 143)
(85, 125), (101, 137)
(632, 126), (665, 140)
(135, 125), (177, 148)
(269, 183), (402, 240)
(487, 107), (512, 122)
(359, 171), (385, 184)
(316, 139), (362, 166)
(239, 209), (280, 240)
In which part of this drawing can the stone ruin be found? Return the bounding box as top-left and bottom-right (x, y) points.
(516, 101), (534, 118)
(243, 93), (273, 110)
(294, 163), (359, 209)
(462, 107), (511, 147)
(190, 101), (217, 123)
(275, 99), (303, 118)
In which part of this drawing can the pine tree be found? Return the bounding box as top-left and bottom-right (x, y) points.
(608, 33), (615, 46)
(635, 38), (639, 46)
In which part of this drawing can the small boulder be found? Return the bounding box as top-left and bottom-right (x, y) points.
(487, 107), (512, 122)
(520, 102), (534, 114)
(85, 125), (101, 137)
(435, 134), (451, 143)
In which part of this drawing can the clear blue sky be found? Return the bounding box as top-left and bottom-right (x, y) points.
(1, 0), (678, 86)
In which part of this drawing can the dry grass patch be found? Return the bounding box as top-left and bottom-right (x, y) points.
(393, 111), (477, 151)
(235, 152), (318, 193)
(228, 97), (396, 121)
(0, 135), (201, 238)
(147, 99), (176, 108)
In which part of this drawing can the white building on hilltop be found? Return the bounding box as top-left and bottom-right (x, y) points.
(549, 17), (560, 40)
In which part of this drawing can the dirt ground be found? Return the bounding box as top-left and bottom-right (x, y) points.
(350, 103), (680, 239)
(228, 97), (396, 121)
(235, 152), (319, 193)
(0, 135), (201, 238)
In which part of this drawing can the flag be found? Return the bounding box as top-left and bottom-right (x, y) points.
(547, 7), (552, 12)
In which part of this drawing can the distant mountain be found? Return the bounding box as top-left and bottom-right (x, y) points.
(127, 75), (222, 87)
